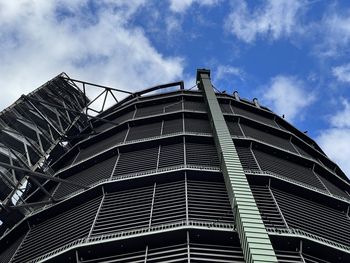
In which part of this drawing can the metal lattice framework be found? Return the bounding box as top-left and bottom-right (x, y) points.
(0, 74), (87, 220)
(0, 73), (152, 233)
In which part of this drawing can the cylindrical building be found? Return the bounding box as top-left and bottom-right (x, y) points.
(0, 69), (349, 262)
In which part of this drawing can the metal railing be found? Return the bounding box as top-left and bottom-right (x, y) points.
(28, 220), (234, 263)
(245, 169), (350, 203)
(267, 227), (350, 253)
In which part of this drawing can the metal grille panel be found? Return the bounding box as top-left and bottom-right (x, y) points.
(163, 100), (183, 113)
(91, 177), (234, 237)
(275, 251), (303, 263)
(75, 129), (127, 162)
(240, 123), (297, 153)
(190, 243), (245, 262)
(251, 185), (287, 229)
(162, 118), (183, 135)
(235, 145), (259, 170)
(219, 103), (233, 114)
(188, 180), (234, 224)
(232, 106), (278, 127)
(0, 234), (25, 263)
(54, 156), (117, 199)
(185, 142), (220, 167)
(293, 142), (314, 159)
(12, 197), (101, 262)
(317, 174), (349, 199)
(114, 146), (159, 176)
(158, 143), (184, 169)
(80, 242), (245, 263)
(95, 110), (135, 133)
(151, 180), (186, 226)
(227, 121), (243, 136)
(93, 121), (114, 133)
(253, 149), (326, 190)
(184, 100), (207, 112)
(92, 186), (153, 235)
(135, 102), (179, 118)
(272, 188), (350, 246)
(126, 121), (162, 141)
(303, 253), (332, 263)
(82, 249), (146, 263)
(147, 243), (188, 262)
(185, 118), (212, 134)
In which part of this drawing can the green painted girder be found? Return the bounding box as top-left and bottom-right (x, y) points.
(197, 69), (278, 263)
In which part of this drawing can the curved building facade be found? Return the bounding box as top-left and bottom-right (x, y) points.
(0, 69), (350, 262)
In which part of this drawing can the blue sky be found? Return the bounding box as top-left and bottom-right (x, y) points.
(0, 0), (350, 176)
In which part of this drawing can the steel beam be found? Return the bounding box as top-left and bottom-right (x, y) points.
(197, 69), (277, 263)
(0, 161), (88, 189)
(61, 77), (133, 95)
(8, 199), (53, 208)
(24, 96), (120, 131)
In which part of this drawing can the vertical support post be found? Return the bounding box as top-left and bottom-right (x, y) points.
(186, 230), (191, 263)
(71, 147), (80, 165)
(160, 120), (164, 136)
(123, 123), (130, 143)
(197, 69), (277, 263)
(110, 150), (120, 180)
(183, 136), (187, 168)
(185, 172), (189, 225)
(237, 117), (246, 136)
(268, 185), (289, 229)
(149, 183), (156, 230)
(299, 240), (306, 263)
(182, 112), (185, 133)
(290, 136), (301, 155)
(156, 145), (161, 172)
(144, 245), (148, 263)
(181, 96), (184, 111)
(132, 105), (138, 119)
(250, 143), (262, 171)
(312, 164), (331, 194)
(88, 188), (105, 238)
(75, 250), (81, 263)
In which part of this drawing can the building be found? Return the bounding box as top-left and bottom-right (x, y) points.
(0, 69), (350, 262)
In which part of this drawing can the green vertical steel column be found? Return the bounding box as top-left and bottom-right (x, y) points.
(197, 69), (277, 263)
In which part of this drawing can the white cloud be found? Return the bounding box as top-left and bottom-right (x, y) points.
(262, 75), (315, 122)
(225, 0), (305, 43)
(216, 65), (244, 81)
(330, 100), (350, 128)
(332, 63), (350, 83)
(317, 100), (350, 177)
(314, 10), (350, 57)
(169, 0), (220, 13)
(165, 16), (182, 34)
(0, 1), (184, 111)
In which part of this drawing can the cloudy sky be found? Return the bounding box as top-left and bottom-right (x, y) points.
(0, 0), (350, 176)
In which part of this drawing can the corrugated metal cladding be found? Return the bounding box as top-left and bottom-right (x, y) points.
(1, 72), (350, 263)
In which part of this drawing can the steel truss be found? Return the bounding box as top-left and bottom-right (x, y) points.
(0, 74), (185, 234)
